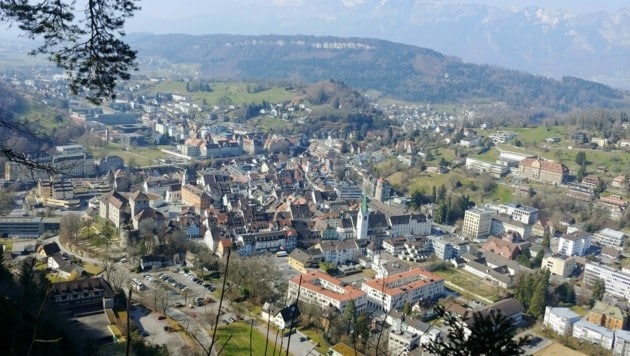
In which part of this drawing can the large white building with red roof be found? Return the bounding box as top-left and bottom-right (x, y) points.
(361, 268), (445, 312)
(287, 271), (367, 313)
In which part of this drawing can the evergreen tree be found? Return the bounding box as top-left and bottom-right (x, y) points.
(528, 279), (547, 318)
(425, 306), (530, 356)
(591, 279), (606, 305)
(575, 151), (587, 166)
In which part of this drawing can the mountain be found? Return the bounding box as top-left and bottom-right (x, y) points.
(125, 1), (630, 90)
(128, 33), (629, 117)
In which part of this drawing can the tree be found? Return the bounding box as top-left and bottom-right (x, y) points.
(424, 306), (530, 356)
(59, 213), (82, 244)
(0, 0), (139, 104)
(575, 151), (587, 166)
(591, 279), (606, 305)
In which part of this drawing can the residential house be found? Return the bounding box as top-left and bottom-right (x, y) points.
(37, 241), (61, 258)
(480, 236), (521, 260)
(47, 254), (84, 279)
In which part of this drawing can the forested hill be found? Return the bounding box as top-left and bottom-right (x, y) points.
(128, 33), (629, 114)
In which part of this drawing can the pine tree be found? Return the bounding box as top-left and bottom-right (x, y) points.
(425, 306), (530, 356)
(528, 279), (547, 318)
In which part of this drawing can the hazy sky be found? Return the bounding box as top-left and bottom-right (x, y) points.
(124, 0), (628, 35)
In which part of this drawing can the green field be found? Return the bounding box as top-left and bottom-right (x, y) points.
(148, 81), (297, 106)
(433, 267), (505, 303)
(213, 321), (281, 356)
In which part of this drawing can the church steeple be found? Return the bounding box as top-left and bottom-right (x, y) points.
(357, 194), (369, 240)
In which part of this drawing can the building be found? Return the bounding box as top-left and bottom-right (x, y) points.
(614, 329), (630, 356)
(374, 177), (392, 202)
(471, 298), (524, 328)
(286, 271), (367, 313)
(465, 157), (509, 178)
(236, 229), (297, 256)
(361, 268), (444, 312)
(558, 231), (592, 257)
(572, 319), (615, 350)
(388, 214), (432, 237)
(328, 343), (365, 356)
(480, 236), (521, 260)
(316, 239), (365, 265)
(543, 306), (581, 335)
(489, 215), (531, 240)
(497, 203), (539, 225)
(0, 216), (60, 238)
(587, 301), (628, 331)
(181, 184), (212, 211)
(583, 263), (630, 300)
(49, 277), (115, 314)
(593, 228), (626, 249)
(542, 254), (575, 277)
(461, 208), (492, 240)
(518, 157), (568, 185)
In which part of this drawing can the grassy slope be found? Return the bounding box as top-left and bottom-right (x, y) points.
(148, 81), (297, 106)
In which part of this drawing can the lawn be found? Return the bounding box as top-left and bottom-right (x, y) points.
(299, 326), (329, 354)
(433, 267), (504, 303)
(213, 321), (280, 356)
(148, 81), (296, 106)
(0, 238), (13, 252)
(83, 263), (104, 276)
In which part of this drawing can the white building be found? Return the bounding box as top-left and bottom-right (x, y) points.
(583, 263), (630, 300)
(361, 268), (444, 312)
(498, 203), (539, 224)
(614, 329), (630, 356)
(572, 319), (614, 350)
(388, 214), (431, 236)
(461, 208), (492, 240)
(543, 306), (581, 335)
(558, 231), (591, 257)
(593, 228), (626, 249)
(287, 271), (367, 313)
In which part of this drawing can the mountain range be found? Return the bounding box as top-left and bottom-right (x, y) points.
(128, 33), (629, 118)
(125, 1), (630, 90)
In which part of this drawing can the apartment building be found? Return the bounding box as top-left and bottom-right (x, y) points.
(361, 268), (444, 312)
(461, 208), (492, 240)
(583, 263), (630, 300)
(286, 271), (366, 313)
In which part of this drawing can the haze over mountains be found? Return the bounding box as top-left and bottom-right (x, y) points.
(125, 0), (630, 90)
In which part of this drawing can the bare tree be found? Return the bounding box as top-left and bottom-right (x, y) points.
(59, 213), (82, 244)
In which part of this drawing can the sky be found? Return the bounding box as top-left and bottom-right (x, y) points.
(123, 0), (628, 35)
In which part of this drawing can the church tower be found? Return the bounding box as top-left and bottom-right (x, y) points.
(357, 195), (369, 240)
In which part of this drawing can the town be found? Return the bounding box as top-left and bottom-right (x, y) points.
(1, 67), (630, 356)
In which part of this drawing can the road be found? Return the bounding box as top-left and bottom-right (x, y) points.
(50, 234), (105, 266)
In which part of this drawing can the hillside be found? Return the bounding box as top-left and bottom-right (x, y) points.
(128, 33), (630, 119)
